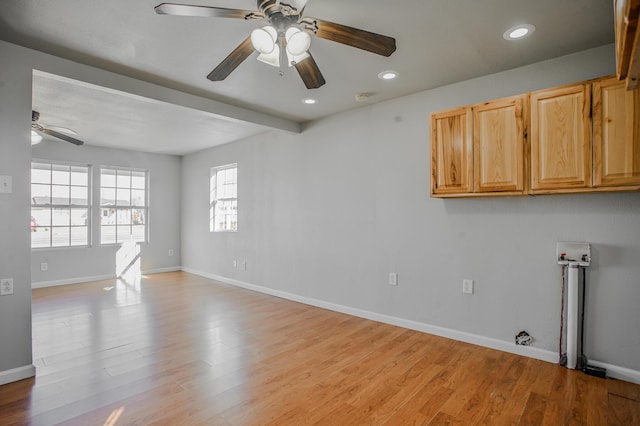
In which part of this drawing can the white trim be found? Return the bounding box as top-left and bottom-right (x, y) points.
(0, 364), (36, 386)
(587, 360), (640, 385)
(141, 267), (182, 275)
(32, 274), (116, 289)
(181, 268), (559, 365)
(31, 267), (182, 288)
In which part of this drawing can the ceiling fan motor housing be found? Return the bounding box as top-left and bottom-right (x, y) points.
(258, 0), (304, 18)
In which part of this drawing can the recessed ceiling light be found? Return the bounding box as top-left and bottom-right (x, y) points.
(302, 98), (316, 105)
(503, 24), (535, 40)
(378, 70), (398, 80)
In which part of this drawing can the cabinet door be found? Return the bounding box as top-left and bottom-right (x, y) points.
(593, 78), (640, 187)
(530, 84), (592, 191)
(431, 107), (473, 195)
(473, 95), (526, 193)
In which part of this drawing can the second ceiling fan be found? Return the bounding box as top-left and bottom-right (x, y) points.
(154, 0), (396, 89)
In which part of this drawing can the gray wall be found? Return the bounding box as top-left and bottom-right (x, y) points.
(182, 44), (640, 373)
(31, 141), (181, 284)
(0, 41), (34, 376)
(0, 38), (213, 380)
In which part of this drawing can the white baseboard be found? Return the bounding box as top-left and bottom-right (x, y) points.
(32, 274), (116, 289)
(31, 267), (182, 289)
(142, 267), (182, 275)
(0, 364), (35, 386)
(587, 360), (640, 384)
(181, 268), (560, 365)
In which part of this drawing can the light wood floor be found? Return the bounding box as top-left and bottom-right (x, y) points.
(1, 271), (639, 425)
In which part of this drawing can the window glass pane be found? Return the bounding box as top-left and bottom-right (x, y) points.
(101, 208), (116, 224)
(116, 188), (131, 206)
(131, 189), (145, 206)
(32, 162), (91, 249)
(132, 225), (145, 242)
(117, 209), (132, 225)
(71, 208), (88, 226)
(101, 187), (116, 206)
(32, 227), (50, 248)
(117, 225), (132, 243)
(70, 186), (88, 205)
(101, 167), (147, 244)
(101, 226), (116, 244)
(132, 209), (145, 225)
(31, 184), (51, 205)
(52, 165), (70, 185)
(51, 185), (70, 204)
(31, 164), (51, 184)
(101, 169), (116, 187)
(211, 165), (237, 232)
(116, 170), (131, 188)
(32, 208), (51, 227)
(70, 227), (88, 246)
(52, 226), (70, 247)
(52, 208), (70, 226)
(70, 166), (88, 186)
(131, 171), (145, 189)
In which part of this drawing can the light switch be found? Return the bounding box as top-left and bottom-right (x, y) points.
(0, 176), (12, 194)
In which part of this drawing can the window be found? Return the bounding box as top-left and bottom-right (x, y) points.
(100, 167), (147, 244)
(210, 164), (237, 232)
(31, 162), (90, 248)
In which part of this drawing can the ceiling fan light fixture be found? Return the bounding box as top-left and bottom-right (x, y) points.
(31, 130), (43, 145)
(257, 44), (281, 67)
(285, 27), (311, 56)
(286, 50), (310, 67)
(251, 26), (277, 54)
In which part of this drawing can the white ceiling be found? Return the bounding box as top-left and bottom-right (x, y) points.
(0, 0), (614, 155)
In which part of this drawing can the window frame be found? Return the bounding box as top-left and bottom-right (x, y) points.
(99, 166), (149, 245)
(210, 163), (238, 233)
(30, 160), (91, 249)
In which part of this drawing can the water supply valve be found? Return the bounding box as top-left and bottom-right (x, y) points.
(557, 242), (590, 267)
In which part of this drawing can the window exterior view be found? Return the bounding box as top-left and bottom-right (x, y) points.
(210, 164), (237, 232)
(100, 167), (147, 244)
(30, 162), (90, 248)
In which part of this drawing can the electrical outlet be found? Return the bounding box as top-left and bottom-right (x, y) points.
(40, 262), (48, 272)
(241, 261), (247, 271)
(0, 176), (12, 194)
(389, 272), (398, 286)
(168, 249), (174, 256)
(1, 278), (14, 296)
(463, 279), (474, 294)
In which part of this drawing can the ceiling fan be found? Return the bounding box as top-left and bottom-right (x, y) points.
(31, 110), (84, 146)
(154, 0), (396, 89)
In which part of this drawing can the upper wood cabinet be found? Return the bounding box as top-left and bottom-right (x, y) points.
(615, 0), (640, 89)
(473, 95), (526, 193)
(530, 83), (592, 193)
(431, 107), (473, 195)
(431, 97), (526, 197)
(593, 77), (640, 187)
(430, 76), (640, 198)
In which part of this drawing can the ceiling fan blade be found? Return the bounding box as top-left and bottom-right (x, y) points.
(41, 129), (84, 146)
(303, 18), (396, 57)
(154, 3), (264, 20)
(207, 37), (255, 81)
(294, 53), (326, 89)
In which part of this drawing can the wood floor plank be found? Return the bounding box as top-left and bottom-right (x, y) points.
(608, 393), (640, 426)
(0, 271), (639, 425)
